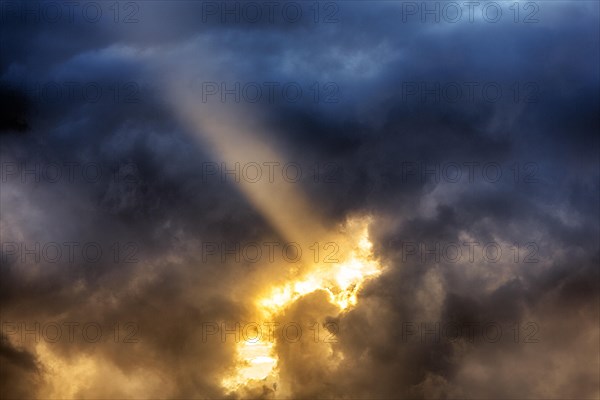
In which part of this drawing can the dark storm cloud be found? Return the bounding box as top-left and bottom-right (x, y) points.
(0, 334), (41, 398)
(1, 0), (598, 398)
(0, 85), (30, 134)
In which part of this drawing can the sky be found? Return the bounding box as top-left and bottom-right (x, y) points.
(1, 1), (599, 399)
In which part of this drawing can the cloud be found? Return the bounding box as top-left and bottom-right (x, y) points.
(1, 1), (598, 398)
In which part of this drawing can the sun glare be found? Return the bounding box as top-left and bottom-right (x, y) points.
(222, 216), (382, 393)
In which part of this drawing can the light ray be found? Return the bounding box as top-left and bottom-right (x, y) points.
(166, 81), (383, 395)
